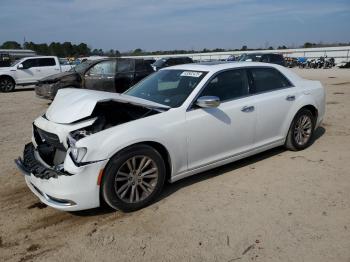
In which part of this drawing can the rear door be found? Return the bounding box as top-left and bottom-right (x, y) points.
(36, 58), (60, 79)
(248, 67), (296, 147)
(84, 60), (117, 92)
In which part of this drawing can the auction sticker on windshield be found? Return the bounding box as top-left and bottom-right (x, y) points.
(180, 71), (203, 77)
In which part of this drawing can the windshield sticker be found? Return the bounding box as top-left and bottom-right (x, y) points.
(180, 71), (202, 78)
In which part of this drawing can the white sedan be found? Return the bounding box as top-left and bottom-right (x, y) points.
(15, 62), (325, 212)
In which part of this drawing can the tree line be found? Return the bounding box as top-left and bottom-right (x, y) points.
(1, 40), (349, 58)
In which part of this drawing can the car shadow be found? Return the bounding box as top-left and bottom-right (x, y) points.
(13, 87), (35, 92)
(71, 126), (326, 217)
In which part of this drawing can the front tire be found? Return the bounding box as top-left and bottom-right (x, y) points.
(0, 77), (15, 92)
(285, 109), (315, 151)
(102, 144), (166, 212)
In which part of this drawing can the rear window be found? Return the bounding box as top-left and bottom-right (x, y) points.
(249, 68), (292, 94)
(270, 54), (284, 62)
(135, 60), (152, 71)
(37, 58), (56, 66)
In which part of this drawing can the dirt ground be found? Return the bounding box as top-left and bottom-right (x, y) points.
(0, 68), (349, 262)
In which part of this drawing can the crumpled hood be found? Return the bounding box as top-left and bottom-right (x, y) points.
(39, 71), (77, 83)
(46, 88), (170, 124)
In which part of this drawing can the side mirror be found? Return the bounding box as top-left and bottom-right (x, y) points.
(17, 64), (24, 69)
(196, 96), (220, 108)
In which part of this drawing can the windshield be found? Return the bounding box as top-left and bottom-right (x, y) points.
(70, 60), (95, 73)
(125, 69), (207, 108)
(10, 59), (22, 66)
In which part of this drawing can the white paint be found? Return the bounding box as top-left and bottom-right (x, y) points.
(25, 62), (325, 211)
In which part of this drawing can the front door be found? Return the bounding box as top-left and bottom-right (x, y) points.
(84, 60), (116, 92)
(186, 69), (257, 170)
(15, 58), (38, 84)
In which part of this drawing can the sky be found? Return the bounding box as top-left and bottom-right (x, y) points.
(0, 0), (349, 52)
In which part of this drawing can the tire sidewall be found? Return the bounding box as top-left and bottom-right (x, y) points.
(288, 109), (316, 150)
(102, 144), (166, 212)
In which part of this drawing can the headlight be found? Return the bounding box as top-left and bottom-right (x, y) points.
(70, 147), (87, 163)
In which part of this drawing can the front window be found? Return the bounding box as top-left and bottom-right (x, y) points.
(70, 60), (96, 74)
(125, 69), (207, 108)
(87, 60), (116, 76)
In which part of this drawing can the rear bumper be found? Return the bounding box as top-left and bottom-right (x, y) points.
(15, 142), (108, 211)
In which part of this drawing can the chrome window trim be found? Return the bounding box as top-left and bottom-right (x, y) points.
(187, 66), (294, 112)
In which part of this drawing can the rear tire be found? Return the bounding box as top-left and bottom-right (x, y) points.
(102, 144), (166, 212)
(0, 77), (15, 92)
(285, 109), (316, 151)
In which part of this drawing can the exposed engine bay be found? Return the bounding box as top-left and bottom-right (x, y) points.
(69, 100), (162, 140)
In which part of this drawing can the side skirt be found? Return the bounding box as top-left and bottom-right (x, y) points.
(170, 139), (285, 183)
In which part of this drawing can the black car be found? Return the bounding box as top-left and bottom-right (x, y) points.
(152, 57), (193, 71)
(35, 58), (154, 100)
(239, 53), (285, 66)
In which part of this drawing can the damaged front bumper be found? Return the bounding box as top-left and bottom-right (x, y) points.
(15, 142), (108, 211)
(35, 83), (57, 100)
(15, 143), (69, 179)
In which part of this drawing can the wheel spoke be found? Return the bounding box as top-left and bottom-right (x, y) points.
(140, 167), (157, 177)
(117, 171), (129, 177)
(141, 159), (152, 171)
(117, 182), (130, 194)
(126, 159), (133, 172)
(130, 185), (136, 202)
(142, 181), (154, 191)
(116, 177), (129, 182)
(120, 184), (131, 199)
(131, 157), (137, 170)
(137, 157), (147, 173)
(135, 186), (140, 202)
(139, 183), (150, 195)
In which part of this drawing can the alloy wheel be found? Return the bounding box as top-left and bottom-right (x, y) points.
(114, 155), (159, 203)
(0, 79), (14, 92)
(293, 115), (312, 146)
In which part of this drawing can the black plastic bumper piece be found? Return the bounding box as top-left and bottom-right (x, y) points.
(15, 143), (69, 180)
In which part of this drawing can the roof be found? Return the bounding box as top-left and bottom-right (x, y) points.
(164, 61), (303, 82)
(166, 61), (282, 72)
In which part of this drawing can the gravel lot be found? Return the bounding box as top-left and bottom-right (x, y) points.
(0, 69), (349, 262)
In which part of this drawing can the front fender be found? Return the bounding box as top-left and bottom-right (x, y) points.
(76, 110), (187, 176)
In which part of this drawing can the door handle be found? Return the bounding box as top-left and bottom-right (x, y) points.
(241, 106), (255, 112)
(286, 95), (295, 101)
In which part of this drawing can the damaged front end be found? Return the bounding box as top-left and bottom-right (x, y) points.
(16, 97), (165, 180)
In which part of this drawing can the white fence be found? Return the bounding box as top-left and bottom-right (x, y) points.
(124, 46), (350, 64)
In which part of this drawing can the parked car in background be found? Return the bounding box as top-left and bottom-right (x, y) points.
(239, 53), (285, 66)
(35, 58), (154, 100)
(16, 62), (325, 212)
(152, 57), (193, 71)
(226, 55), (238, 61)
(0, 56), (72, 92)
